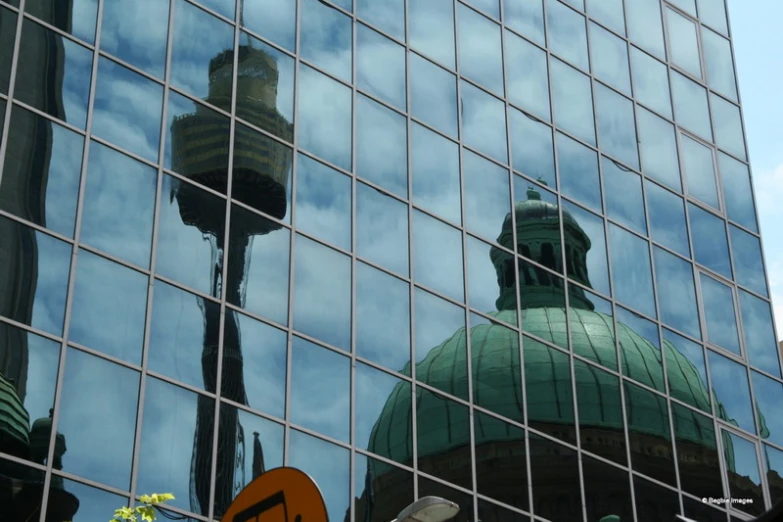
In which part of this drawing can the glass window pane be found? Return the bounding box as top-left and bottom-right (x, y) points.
(574, 359), (626, 466)
(529, 434), (582, 520)
(410, 53), (458, 137)
(295, 153), (351, 251)
(708, 350), (754, 432)
(618, 306), (665, 392)
(666, 7), (702, 78)
(509, 108), (556, 188)
(355, 363), (411, 464)
(356, 0), (404, 40)
(413, 210), (465, 303)
(242, 0), (296, 52)
(719, 153), (757, 232)
(15, 18), (93, 130)
(635, 476), (681, 522)
(646, 181), (690, 257)
(417, 387), (472, 489)
(683, 495), (727, 522)
(463, 150), (511, 243)
(625, 381), (677, 485)
(654, 247), (700, 339)
(409, 0), (455, 68)
(171, 0), (234, 101)
(293, 235), (351, 351)
(473, 412), (528, 511)
(0, 217), (71, 337)
(765, 444), (783, 505)
(589, 22), (631, 94)
(557, 132), (601, 212)
(722, 430), (765, 516)
(730, 225), (767, 296)
(419, 477), (475, 522)
(587, 0), (625, 35)
(682, 134), (720, 209)
(638, 108), (682, 191)
(739, 290), (781, 379)
(458, 3), (504, 95)
(58, 348), (139, 491)
(93, 57), (162, 162)
(26, 0), (97, 44)
(626, 0), (665, 57)
(156, 174), (225, 296)
(467, 233), (518, 316)
(101, 0), (169, 79)
(752, 371), (783, 447)
(228, 206), (291, 326)
(53, 479), (127, 522)
(505, 30), (550, 122)
(356, 24), (406, 110)
(546, 0), (589, 71)
(664, 328), (711, 413)
(81, 142), (157, 269)
(411, 123), (462, 225)
(0, 7), (14, 95)
(700, 273), (741, 354)
(138, 378), (214, 515)
(356, 181), (409, 276)
(551, 58), (595, 146)
(148, 280), (218, 391)
(69, 250), (148, 365)
(711, 94), (746, 161)
(690, 204), (732, 279)
(563, 201), (610, 296)
(631, 47), (672, 119)
(289, 430), (350, 522)
(461, 80), (508, 164)
(672, 403), (723, 500)
(464, 0), (499, 18)
(356, 95), (407, 197)
(702, 28), (738, 101)
(594, 83), (639, 170)
(297, 64), (352, 171)
(0, 107), (84, 238)
(603, 157), (646, 234)
(471, 314), (524, 420)
(504, 0), (544, 45)
(671, 72), (713, 141)
(526, 338), (574, 434)
(356, 263), (411, 371)
(235, 34), (295, 143)
(300, 0), (352, 82)
(698, 0), (728, 35)
(291, 337), (350, 442)
(354, 455), (414, 522)
(584, 456), (634, 520)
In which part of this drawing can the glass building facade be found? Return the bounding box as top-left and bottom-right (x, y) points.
(0, 0), (781, 521)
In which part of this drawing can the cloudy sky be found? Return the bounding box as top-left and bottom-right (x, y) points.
(728, 0), (783, 341)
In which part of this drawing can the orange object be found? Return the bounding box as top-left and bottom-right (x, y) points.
(222, 467), (329, 522)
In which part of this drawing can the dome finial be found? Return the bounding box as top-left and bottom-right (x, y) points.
(526, 177), (547, 201)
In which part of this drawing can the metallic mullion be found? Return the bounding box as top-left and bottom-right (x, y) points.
(283, 0), (304, 468)
(450, 1), (477, 517)
(129, 0), (177, 508)
(0, 0), (26, 188)
(348, 1), (358, 520)
(205, 0), (241, 517)
(403, 0), (419, 501)
(37, 0), (104, 519)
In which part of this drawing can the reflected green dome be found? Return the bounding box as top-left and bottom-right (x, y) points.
(0, 372), (30, 456)
(367, 308), (715, 474)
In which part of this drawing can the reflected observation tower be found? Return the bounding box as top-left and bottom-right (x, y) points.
(168, 8), (293, 517)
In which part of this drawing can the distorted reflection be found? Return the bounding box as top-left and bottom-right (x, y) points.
(356, 95), (408, 198)
(463, 151), (511, 243)
(357, 0), (404, 41)
(711, 94), (747, 161)
(546, 0), (588, 71)
(356, 182), (409, 276)
(353, 452), (414, 522)
(609, 225), (656, 319)
(25, 0), (97, 44)
(720, 152), (758, 233)
(0, 106), (83, 239)
(751, 371), (783, 447)
(509, 110), (556, 188)
(242, 0), (296, 52)
(354, 182), (737, 522)
(671, 72), (713, 142)
(460, 81), (508, 164)
(700, 273), (741, 355)
(587, 0), (625, 35)
(300, 0), (352, 82)
(0, 7), (13, 95)
(730, 225), (768, 297)
(556, 132), (601, 212)
(15, 18), (92, 130)
(411, 123), (462, 225)
(634, 476), (681, 522)
(594, 84), (639, 170)
(690, 204), (733, 279)
(603, 157), (646, 235)
(766, 444), (783, 505)
(582, 455), (633, 519)
(637, 107), (682, 191)
(672, 402), (723, 499)
(722, 430), (765, 516)
(666, 8), (702, 79)
(653, 247), (700, 339)
(646, 180), (691, 257)
(702, 28), (738, 102)
(682, 134), (720, 210)
(550, 58), (595, 146)
(295, 153), (351, 251)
